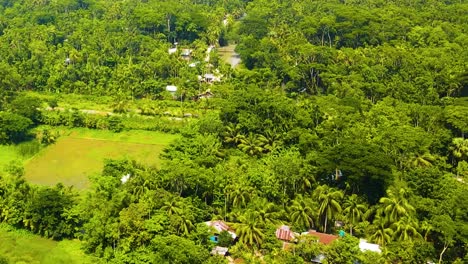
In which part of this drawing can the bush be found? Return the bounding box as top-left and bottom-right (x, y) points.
(37, 128), (59, 145)
(0, 112), (33, 144)
(108, 116), (124, 132)
(217, 231), (233, 247)
(0, 256), (9, 264)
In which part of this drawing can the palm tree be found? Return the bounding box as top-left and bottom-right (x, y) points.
(161, 198), (183, 216)
(233, 210), (265, 248)
(342, 194), (368, 236)
(252, 198), (280, 226)
(238, 133), (263, 156)
(379, 187), (415, 224)
(450, 137), (468, 164)
(223, 123), (243, 146)
(175, 215), (194, 236)
(409, 153), (436, 168)
(226, 184), (255, 209)
(391, 217), (422, 242)
(289, 195), (317, 230)
(314, 185), (344, 233)
(369, 215), (393, 246)
(257, 129), (283, 153)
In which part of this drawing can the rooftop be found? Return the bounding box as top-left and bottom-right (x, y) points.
(301, 230), (339, 245)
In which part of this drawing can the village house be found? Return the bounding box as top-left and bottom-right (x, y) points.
(300, 230), (339, 245)
(205, 220), (237, 242)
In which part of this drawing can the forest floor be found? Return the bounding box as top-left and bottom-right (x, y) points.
(0, 224), (98, 264)
(23, 128), (178, 189)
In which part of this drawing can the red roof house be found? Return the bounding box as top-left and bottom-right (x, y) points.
(302, 230), (339, 245)
(205, 220), (237, 239)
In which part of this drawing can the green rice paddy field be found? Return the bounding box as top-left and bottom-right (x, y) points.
(21, 128), (178, 189)
(0, 224), (99, 264)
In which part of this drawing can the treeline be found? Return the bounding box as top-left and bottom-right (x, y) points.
(0, 0), (245, 97)
(235, 0), (467, 103)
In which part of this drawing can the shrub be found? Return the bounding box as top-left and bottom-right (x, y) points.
(217, 231), (233, 247)
(0, 256), (9, 264)
(108, 116), (124, 132)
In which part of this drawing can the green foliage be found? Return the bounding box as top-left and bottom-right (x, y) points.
(217, 230), (234, 247)
(8, 96), (42, 124)
(151, 235), (210, 264)
(0, 0), (467, 263)
(0, 112), (32, 144)
(324, 235), (361, 264)
(107, 116), (124, 133)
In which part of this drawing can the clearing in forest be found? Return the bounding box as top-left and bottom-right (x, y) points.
(24, 128), (178, 189)
(0, 224), (98, 264)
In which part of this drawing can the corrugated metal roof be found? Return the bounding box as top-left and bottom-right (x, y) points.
(276, 225), (296, 241)
(305, 230), (339, 245)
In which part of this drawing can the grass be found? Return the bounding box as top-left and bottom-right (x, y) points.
(24, 128), (179, 189)
(0, 224), (100, 264)
(68, 127), (179, 145)
(0, 145), (23, 170)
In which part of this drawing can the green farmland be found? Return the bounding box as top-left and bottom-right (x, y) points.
(0, 225), (99, 264)
(23, 128), (178, 189)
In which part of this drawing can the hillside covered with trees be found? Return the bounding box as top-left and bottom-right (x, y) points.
(0, 0), (467, 263)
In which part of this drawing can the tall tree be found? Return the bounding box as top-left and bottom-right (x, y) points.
(342, 194), (368, 236)
(289, 195), (317, 230)
(391, 217), (422, 242)
(379, 187), (415, 224)
(314, 185), (343, 233)
(233, 210), (265, 248)
(369, 215), (394, 246)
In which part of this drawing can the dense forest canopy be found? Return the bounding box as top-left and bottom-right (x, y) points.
(0, 0), (467, 263)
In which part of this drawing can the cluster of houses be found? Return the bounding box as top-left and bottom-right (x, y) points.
(165, 85), (214, 101)
(205, 220), (381, 263)
(166, 43), (222, 96)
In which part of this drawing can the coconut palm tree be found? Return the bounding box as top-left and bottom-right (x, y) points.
(379, 187), (415, 224)
(289, 195), (317, 230)
(391, 217), (422, 242)
(252, 198), (280, 226)
(161, 198), (183, 216)
(451, 137), (468, 163)
(175, 214), (194, 236)
(223, 123), (243, 146)
(342, 194), (368, 236)
(238, 133), (264, 156)
(257, 129), (283, 153)
(226, 184), (255, 209)
(233, 210), (265, 248)
(409, 152), (436, 168)
(314, 185), (344, 233)
(369, 215), (393, 246)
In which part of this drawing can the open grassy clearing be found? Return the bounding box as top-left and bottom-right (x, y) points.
(0, 145), (23, 170)
(24, 128), (178, 189)
(0, 224), (99, 264)
(67, 127), (179, 145)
